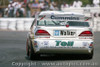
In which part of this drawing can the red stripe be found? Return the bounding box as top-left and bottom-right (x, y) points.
(40, 15), (46, 20)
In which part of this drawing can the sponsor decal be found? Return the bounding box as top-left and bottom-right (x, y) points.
(83, 42), (88, 46)
(40, 15), (46, 20)
(44, 41), (49, 45)
(34, 41), (38, 48)
(55, 41), (74, 46)
(51, 15), (79, 20)
(89, 42), (93, 48)
(60, 30), (76, 36)
(54, 30), (60, 36)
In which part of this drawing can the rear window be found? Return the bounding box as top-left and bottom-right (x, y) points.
(37, 20), (89, 27)
(67, 21), (89, 27)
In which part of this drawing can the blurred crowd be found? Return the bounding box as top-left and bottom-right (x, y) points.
(0, 0), (100, 18)
(4, 0), (58, 17)
(61, 0), (100, 8)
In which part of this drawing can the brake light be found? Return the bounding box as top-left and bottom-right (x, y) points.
(35, 30), (50, 36)
(79, 31), (93, 36)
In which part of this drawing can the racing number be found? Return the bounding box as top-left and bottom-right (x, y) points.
(56, 41), (74, 46)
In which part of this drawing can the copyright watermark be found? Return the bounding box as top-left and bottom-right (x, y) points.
(41, 62), (98, 66)
(11, 62), (98, 67)
(12, 62), (37, 67)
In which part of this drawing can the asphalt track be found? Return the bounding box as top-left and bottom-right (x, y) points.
(0, 31), (100, 67)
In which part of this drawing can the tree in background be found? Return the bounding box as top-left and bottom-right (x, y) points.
(81, 0), (92, 6)
(0, 0), (9, 6)
(53, 0), (93, 10)
(0, 0), (9, 9)
(53, 0), (92, 5)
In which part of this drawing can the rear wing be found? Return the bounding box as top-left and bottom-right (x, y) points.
(38, 14), (85, 21)
(36, 12), (85, 21)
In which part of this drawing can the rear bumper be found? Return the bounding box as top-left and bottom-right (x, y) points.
(31, 39), (94, 54)
(37, 48), (92, 54)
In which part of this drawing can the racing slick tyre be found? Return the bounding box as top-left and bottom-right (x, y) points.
(26, 39), (29, 56)
(86, 50), (94, 59)
(28, 40), (40, 60)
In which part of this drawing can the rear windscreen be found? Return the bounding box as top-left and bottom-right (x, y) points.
(67, 21), (89, 27)
(37, 20), (89, 27)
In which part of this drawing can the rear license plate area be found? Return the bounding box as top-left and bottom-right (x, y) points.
(54, 30), (76, 37)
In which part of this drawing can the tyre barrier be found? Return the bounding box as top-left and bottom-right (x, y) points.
(0, 18), (34, 31)
(93, 13), (100, 17)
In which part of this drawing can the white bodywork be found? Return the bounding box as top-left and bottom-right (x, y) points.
(27, 11), (94, 55)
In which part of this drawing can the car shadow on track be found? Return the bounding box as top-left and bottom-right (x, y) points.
(25, 54), (92, 61)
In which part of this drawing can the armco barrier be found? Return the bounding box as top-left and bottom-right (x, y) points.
(0, 18), (34, 31)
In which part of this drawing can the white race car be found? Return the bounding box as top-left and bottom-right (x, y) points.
(26, 11), (94, 60)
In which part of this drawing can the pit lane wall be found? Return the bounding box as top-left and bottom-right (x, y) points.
(0, 7), (100, 31)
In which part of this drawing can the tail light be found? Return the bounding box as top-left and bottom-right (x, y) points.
(79, 31), (93, 36)
(35, 30), (50, 38)
(79, 31), (93, 39)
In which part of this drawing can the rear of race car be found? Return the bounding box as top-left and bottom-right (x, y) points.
(27, 11), (94, 59)
(32, 22), (93, 58)
(33, 27), (93, 53)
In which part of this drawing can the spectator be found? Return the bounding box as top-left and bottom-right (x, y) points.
(4, 8), (8, 17)
(93, 0), (100, 7)
(39, 1), (45, 11)
(44, 0), (49, 10)
(73, 0), (82, 8)
(31, 1), (40, 8)
(61, 2), (69, 8)
(12, 0), (19, 17)
(50, 1), (57, 10)
(5, 0), (59, 17)
(8, 1), (14, 17)
(50, 2), (55, 10)
(20, 1), (26, 17)
(16, 0), (26, 17)
(0, 8), (3, 17)
(26, 2), (31, 17)
(0, 12), (2, 18)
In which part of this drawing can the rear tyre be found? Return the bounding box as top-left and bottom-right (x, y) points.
(28, 40), (40, 60)
(29, 43), (34, 60)
(86, 50), (94, 59)
(26, 39), (29, 56)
